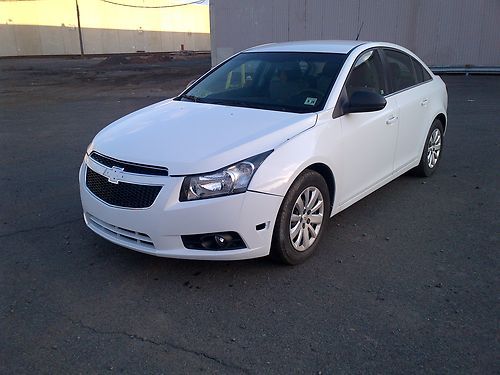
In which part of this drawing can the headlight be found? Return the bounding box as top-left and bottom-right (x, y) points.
(179, 151), (272, 201)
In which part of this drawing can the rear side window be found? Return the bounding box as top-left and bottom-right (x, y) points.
(384, 49), (417, 93)
(411, 57), (432, 83)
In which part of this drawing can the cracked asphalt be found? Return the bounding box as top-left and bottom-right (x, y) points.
(0, 55), (498, 374)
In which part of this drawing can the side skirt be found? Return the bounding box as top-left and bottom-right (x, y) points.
(330, 158), (419, 217)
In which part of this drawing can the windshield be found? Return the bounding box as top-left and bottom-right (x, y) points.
(177, 52), (347, 113)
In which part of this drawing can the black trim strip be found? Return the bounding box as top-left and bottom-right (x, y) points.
(332, 46), (435, 119)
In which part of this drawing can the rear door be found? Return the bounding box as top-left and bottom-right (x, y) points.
(382, 49), (434, 172)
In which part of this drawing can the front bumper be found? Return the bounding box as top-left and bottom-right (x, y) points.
(79, 158), (283, 260)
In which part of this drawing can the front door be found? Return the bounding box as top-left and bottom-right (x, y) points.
(338, 49), (399, 205)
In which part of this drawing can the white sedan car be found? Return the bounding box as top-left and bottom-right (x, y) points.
(80, 40), (447, 264)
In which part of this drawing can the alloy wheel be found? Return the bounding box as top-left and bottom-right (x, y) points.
(289, 186), (325, 251)
(427, 128), (442, 168)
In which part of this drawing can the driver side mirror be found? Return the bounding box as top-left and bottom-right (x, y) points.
(343, 90), (387, 114)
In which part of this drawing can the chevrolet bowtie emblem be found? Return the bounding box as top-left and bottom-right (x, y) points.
(102, 166), (125, 184)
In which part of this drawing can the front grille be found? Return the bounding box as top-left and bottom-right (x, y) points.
(86, 167), (162, 208)
(89, 152), (168, 176)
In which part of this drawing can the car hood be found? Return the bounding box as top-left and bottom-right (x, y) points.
(91, 99), (317, 175)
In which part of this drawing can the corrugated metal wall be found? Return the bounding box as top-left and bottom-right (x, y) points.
(209, 0), (500, 67)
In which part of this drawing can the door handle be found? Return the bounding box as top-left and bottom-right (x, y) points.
(386, 115), (398, 125)
(420, 98), (429, 106)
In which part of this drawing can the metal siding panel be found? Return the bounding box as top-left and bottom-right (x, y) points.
(358, 0), (398, 43)
(272, 0), (290, 42)
(325, 1), (358, 40)
(287, 0), (306, 41)
(393, 0), (419, 50)
(253, 1), (276, 45)
(304, 0), (323, 39)
(478, 0), (500, 65)
(210, 0), (500, 67)
(411, 0), (439, 65)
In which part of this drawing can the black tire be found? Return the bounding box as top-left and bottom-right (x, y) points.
(414, 119), (444, 177)
(271, 170), (331, 265)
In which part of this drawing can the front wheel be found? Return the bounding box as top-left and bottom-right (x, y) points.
(271, 170), (331, 265)
(414, 119), (444, 177)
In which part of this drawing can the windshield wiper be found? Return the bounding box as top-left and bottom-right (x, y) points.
(210, 99), (291, 112)
(177, 96), (296, 113)
(178, 94), (202, 102)
(197, 99), (293, 112)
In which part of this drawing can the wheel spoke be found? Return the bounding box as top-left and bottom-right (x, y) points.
(310, 199), (323, 213)
(290, 222), (301, 240)
(296, 195), (305, 214)
(308, 225), (317, 239)
(306, 189), (318, 210)
(302, 226), (310, 247)
(303, 191), (310, 211)
(294, 227), (303, 248)
(309, 214), (323, 224)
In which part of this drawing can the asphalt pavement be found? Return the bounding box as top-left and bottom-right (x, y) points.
(0, 55), (498, 374)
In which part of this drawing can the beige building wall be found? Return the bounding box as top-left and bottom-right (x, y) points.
(0, 0), (210, 57)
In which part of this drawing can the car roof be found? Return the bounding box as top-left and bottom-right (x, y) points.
(244, 40), (367, 54)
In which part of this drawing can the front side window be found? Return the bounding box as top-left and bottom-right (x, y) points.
(345, 50), (386, 97)
(384, 49), (418, 93)
(178, 52), (347, 113)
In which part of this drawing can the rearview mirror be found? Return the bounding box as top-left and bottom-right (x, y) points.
(344, 90), (387, 114)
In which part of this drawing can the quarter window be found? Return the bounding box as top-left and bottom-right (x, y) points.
(411, 57), (432, 83)
(384, 49), (418, 93)
(346, 50), (386, 97)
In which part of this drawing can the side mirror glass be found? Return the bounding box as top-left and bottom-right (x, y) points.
(344, 90), (387, 114)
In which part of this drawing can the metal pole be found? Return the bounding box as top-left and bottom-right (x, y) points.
(76, 0), (84, 56)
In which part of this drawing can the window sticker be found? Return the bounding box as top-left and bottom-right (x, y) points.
(304, 97), (317, 106)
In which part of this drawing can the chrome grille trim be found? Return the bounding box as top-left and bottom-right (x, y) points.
(89, 151), (168, 176)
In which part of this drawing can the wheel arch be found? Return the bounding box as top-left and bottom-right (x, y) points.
(435, 113), (447, 133)
(305, 163), (336, 210)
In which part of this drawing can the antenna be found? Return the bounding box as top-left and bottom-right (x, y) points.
(355, 21), (364, 41)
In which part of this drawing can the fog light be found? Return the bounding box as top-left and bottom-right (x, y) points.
(182, 232), (246, 251)
(214, 234), (226, 247)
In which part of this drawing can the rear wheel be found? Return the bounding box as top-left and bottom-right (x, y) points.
(271, 170), (330, 265)
(414, 119), (444, 177)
